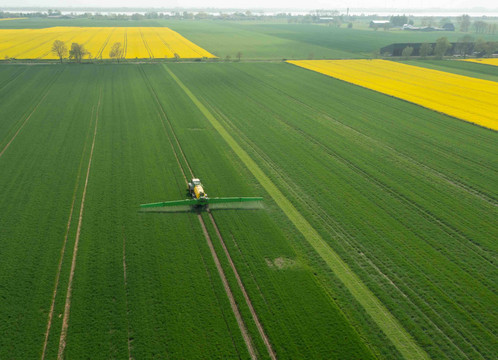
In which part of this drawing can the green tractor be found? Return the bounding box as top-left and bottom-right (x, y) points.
(140, 178), (263, 213)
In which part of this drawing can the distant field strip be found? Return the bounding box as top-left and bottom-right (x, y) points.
(463, 58), (498, 67)
(0, 18), (26, 21)
(164, 64), (429, 360)
(288, 59), (498, 131)
(0, 27), (216, 59)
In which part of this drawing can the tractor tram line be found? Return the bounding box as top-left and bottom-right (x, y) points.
(140, 66), (269, 359)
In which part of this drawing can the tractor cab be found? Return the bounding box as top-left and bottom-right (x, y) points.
(188, 178), (207, 199)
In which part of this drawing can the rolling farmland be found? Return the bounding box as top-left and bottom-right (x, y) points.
(0, 61), (496, 359)
(0, 15), (497, 359)
(0, 27), (216, 60)
(4, 18), (497, 60)
(288, 59), (498, 130)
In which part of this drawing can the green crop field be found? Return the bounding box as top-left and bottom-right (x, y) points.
(0, 60), (496, 360)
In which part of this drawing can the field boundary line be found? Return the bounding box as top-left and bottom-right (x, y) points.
(208, 212), (277, 360)
(40, 104), (97, 360)
(0, 68), (63, 158)
(164, 64), (429, 360)
(57, 87), (102, 360)
(198, 214), (258, 360)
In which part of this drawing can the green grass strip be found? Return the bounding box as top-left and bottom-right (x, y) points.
(164, 64), (429, 360)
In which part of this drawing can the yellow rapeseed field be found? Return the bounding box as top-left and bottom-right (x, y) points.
(0, 18), (27, 21)
(463, 58), (498, 67)
(288, 59), (498, 131)
(0, 27), (215, 60)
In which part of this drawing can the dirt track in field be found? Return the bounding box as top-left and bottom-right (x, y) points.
(122, 231), (133, 360)
(208, 211), (277, 360)
(57, 88), (101, 360)
(40, 104), (97, 360)
(198, 214), (257, 359)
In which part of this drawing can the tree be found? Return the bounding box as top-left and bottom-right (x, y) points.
(458, 14), (471, 32)
(69, 43), (88, 63)
(109, 42), (123, 62)
(456, 35), (474, 58)
(434, 37), (452, 59)
(474, 21), (487, 34)
(236, 51), (242, 61)
(482, 42), (498, 57)
(419, 43), (433, 58)
(390, 15), (408, 27)
(421, 16), (433, 27)
(439, 17), (451, 27)
(474, 38), (487, 56)
(51, 40), (67, 64)
(402, 46), (413, 59)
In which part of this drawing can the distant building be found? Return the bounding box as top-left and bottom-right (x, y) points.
(370, 20), (390, 28)
(442, 23), (455, 31)
(402, 24), (444, 31)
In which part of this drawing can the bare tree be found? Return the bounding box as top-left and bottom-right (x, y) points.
(109, 42), (123, 62)
(69, 43), (88, 63)
(51, 40), (67, 64)
(236, 51), (242, 61)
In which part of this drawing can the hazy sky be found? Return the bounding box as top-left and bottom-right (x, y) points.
(2, 0), (497, 9)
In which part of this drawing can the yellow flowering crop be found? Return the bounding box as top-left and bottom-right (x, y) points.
(463, 58), (498, 67)
(0, 18), (27, 21)
(288, 60), (498, 131)
(0, 27), (216, 60)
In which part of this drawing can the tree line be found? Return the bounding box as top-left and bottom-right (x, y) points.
(51, 40), (124, 63)
(398, 37), (498, 60)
